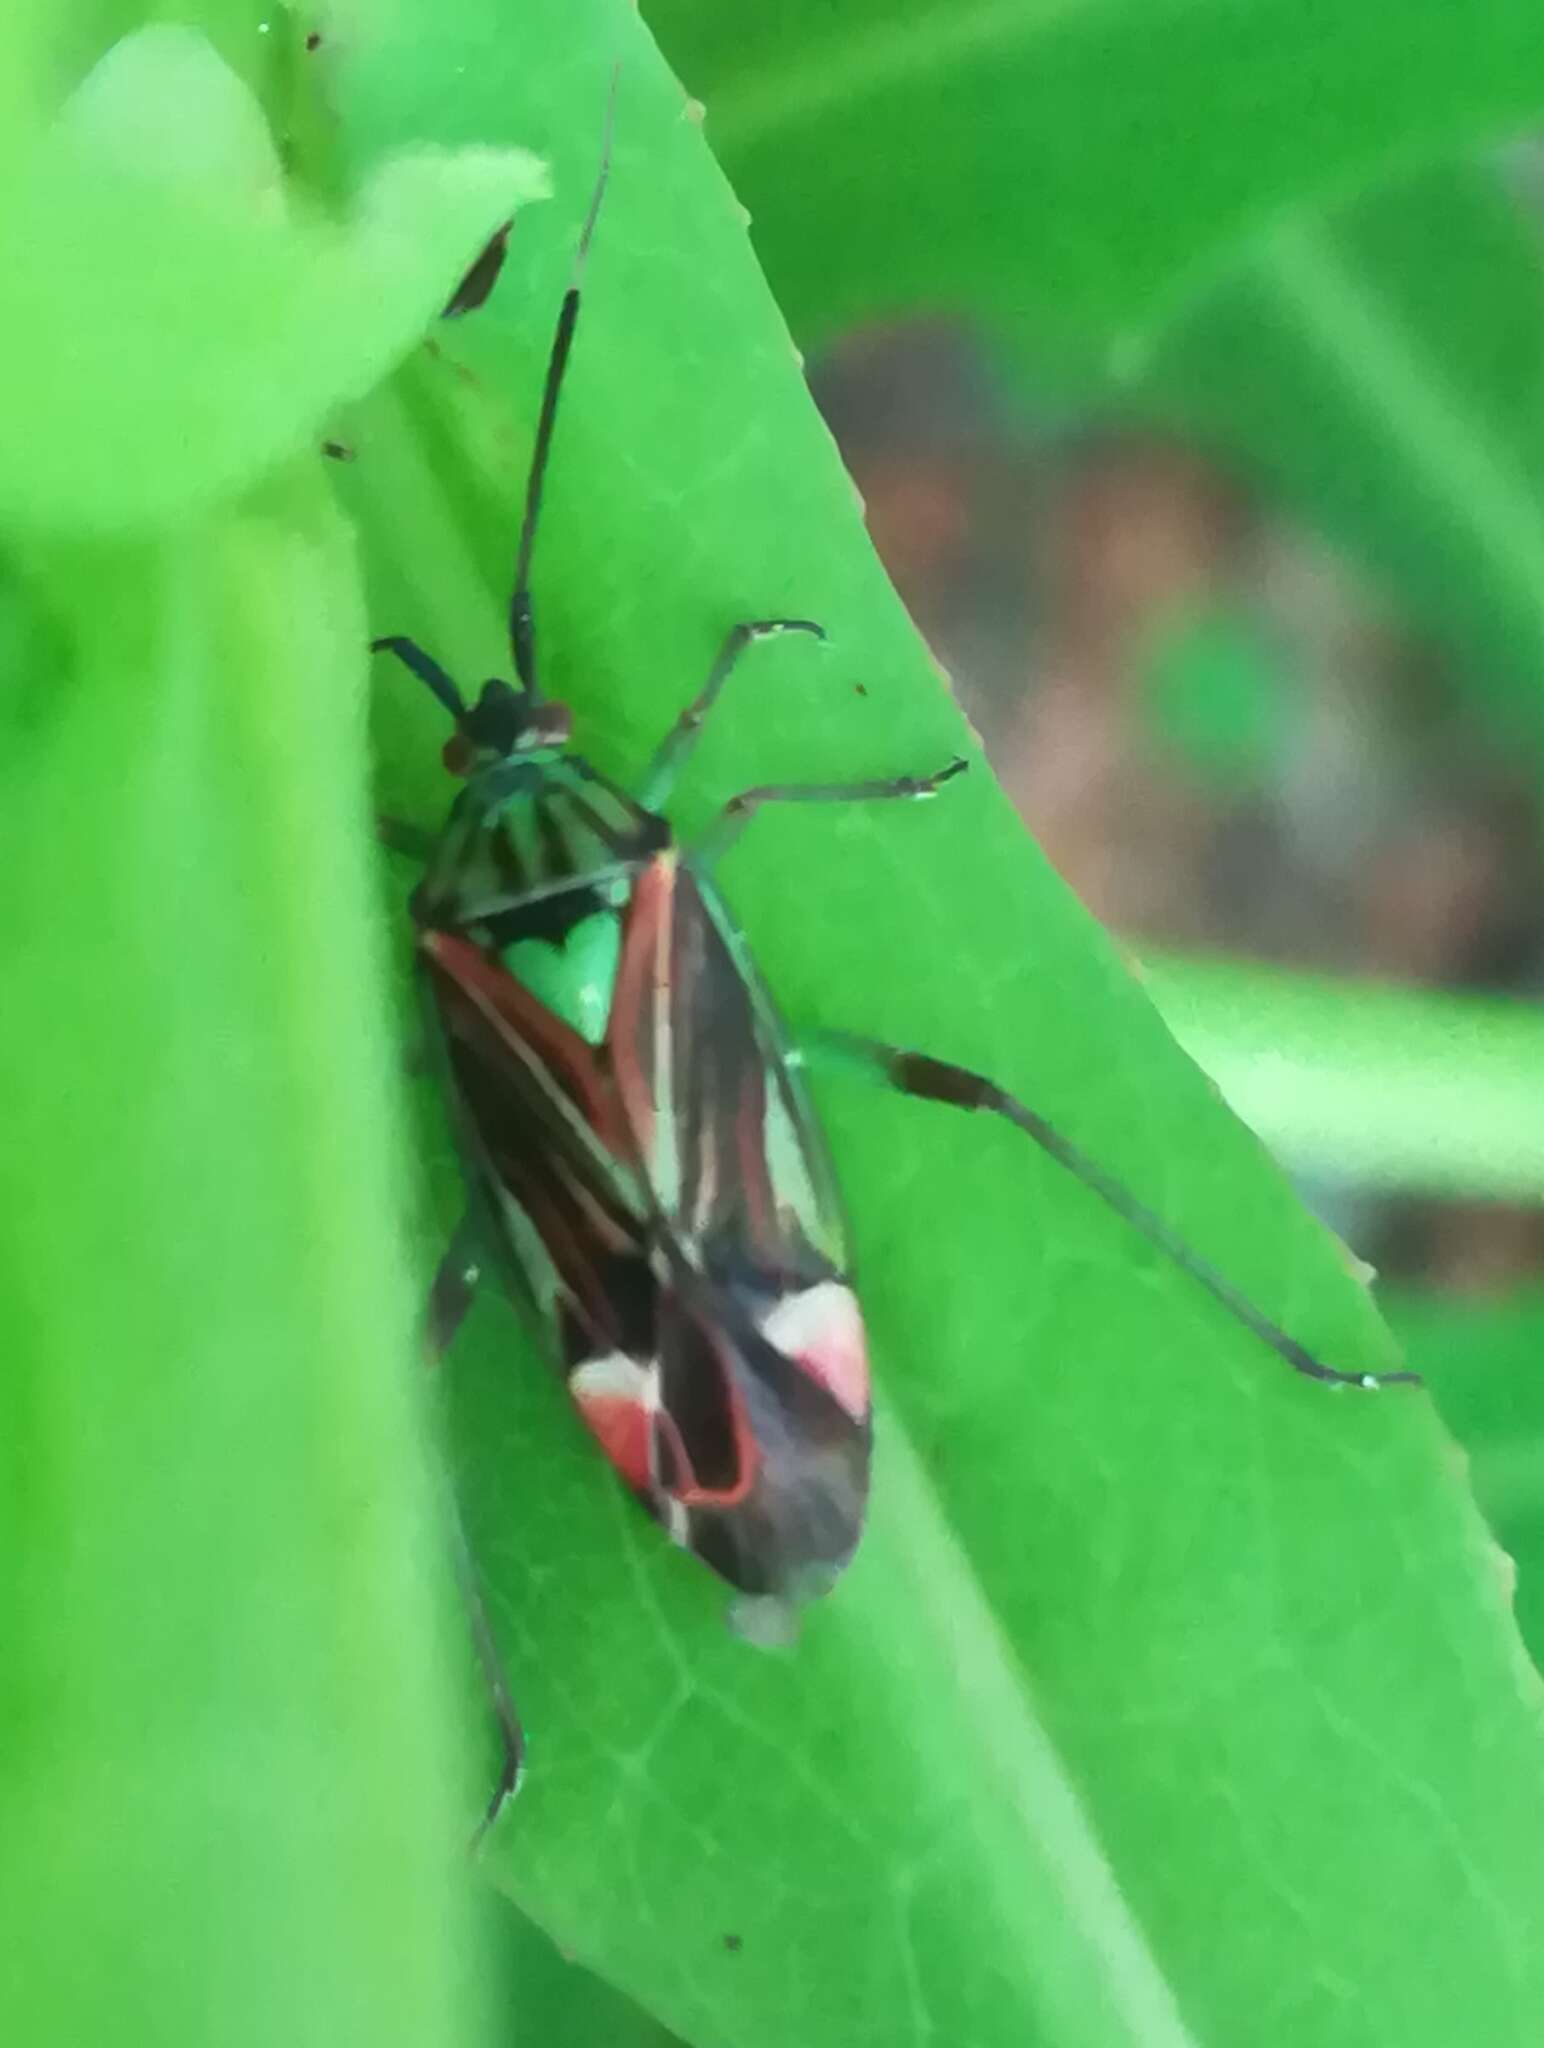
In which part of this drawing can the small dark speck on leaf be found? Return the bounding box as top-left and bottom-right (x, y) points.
(305, 30), (321, 50)
(723, 1933), (743, 1954)
(853, 682), (869, 697)
(321, 440), (355, 463)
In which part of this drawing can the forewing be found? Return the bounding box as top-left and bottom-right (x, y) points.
(421, 929), (649, 1365)
(608, 855), (852, 1289)
(607, 854), (872, 1584)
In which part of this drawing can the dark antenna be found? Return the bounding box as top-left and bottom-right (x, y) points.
(509, 70), (620, 700)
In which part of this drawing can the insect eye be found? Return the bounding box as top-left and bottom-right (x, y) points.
(442, 732), (476, 777)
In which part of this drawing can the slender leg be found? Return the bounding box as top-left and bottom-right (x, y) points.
(803, 1030), (1421, 1391)
(439, 1476), (526, 1849)
(423, 1221), (525, 1841)
(426, 1215), (483, 1364)
(378, 815), (437, 864)
(692, 757), (968, 868)
(370, 635), (469, 725)
(638, 619), (827, 809)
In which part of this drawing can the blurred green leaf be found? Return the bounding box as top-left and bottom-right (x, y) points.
(645, 0), (1544, 349)
(1139, 163), (1544, 764)
(1142, 950), (1544, 1202)
(316, 5), (1544, 2046)
(0, 482), (484, 2042)
(0, 22), (544, 532)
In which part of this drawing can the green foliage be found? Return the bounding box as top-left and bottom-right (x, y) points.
(0, 454), (484, 2037)
(646, 0), (1544, 763)
(0, 15), (518, 2048)
(1395, 1288), (1544, 1667)
(1142, 164), (1544, 766)
(6, 5), (1544, 2048)
(1145, 952), (1544, 1202)
(646, 0), (1544, 346)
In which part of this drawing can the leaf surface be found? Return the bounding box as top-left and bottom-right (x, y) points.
(317, 5), (1544, 2045)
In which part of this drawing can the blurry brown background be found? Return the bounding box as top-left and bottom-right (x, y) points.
(813, 322), (1544, 1300)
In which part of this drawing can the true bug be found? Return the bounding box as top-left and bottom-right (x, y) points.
(374, 97), (1417, 1804)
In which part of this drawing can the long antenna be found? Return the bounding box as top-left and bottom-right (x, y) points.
(508, 69), (620, 699)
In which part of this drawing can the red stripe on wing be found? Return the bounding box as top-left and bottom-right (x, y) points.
(422, 927), (628, 1155)
(606, 853), (674, 1169)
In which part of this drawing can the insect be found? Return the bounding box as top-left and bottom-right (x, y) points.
(373, 94), (1418, 1812)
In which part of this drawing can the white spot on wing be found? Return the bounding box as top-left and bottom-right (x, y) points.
(760, 1282), (869, 1422)
(570, 1350), (656, 1409)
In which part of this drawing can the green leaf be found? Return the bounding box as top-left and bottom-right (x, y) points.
(1142, 950), (1544, 1202)
(0, 482), (485, 2041)
(645, 0), (1544, 348)
(318, 4), (1544, 2045)
(0, 22), (545, 532)
(476, 1894), (688, 2048)
(1390, 1288), (1544, 1672)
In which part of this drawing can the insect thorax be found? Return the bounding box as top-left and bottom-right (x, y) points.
(416, 752), (667, 1045)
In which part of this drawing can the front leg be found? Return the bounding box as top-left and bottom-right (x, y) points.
(425, 1214), (484, 1363)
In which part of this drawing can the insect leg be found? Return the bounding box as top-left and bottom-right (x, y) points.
(438, 1477), (526, 1849)
(426, 1215), (483, 1362)
(378, 816), (438, 864)
(638, 619), (827, 809)
(802, 1030), (1422, 1391)
(423, 1225), (525, 1840)
(691, 757), (967, 868)
(370, 635), (469, 724)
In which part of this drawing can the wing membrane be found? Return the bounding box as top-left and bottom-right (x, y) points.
(609, 854), (851, 1286)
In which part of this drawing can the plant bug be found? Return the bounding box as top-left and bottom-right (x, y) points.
(374, 90), (1418, 1814)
